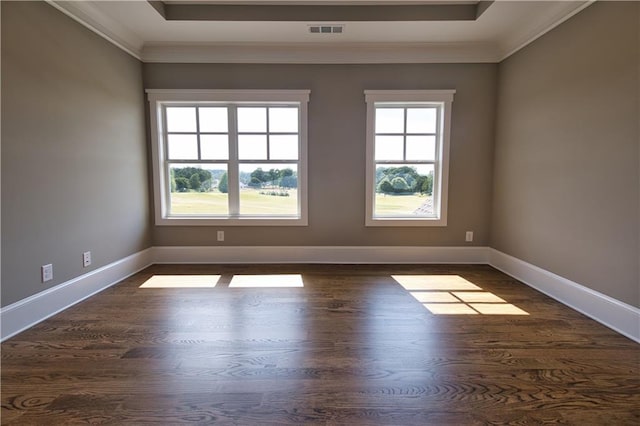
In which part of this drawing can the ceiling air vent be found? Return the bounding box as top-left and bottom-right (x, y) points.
(309, 25), (344, 34)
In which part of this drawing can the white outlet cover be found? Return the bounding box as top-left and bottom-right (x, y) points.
(83, 251), (92, 267)
(42, 264), (53, 282)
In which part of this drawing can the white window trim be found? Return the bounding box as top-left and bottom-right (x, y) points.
(364, 90), (455, 227)
(147, 89), (310, 226)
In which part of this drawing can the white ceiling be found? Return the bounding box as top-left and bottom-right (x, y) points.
(48, 0), (593, 63)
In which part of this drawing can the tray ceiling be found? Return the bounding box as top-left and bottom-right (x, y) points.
(47, 0), (593, 63)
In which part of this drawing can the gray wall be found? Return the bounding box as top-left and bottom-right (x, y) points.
(1, 2), (151, 306)
(144, 63), (497, 247)
(491, 2), (639, 307)
(4, 1), (635, 311)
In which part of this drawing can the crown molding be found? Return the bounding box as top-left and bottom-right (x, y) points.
(141, 42), (500, 64)
(46, 0), (593, 64)
(45, 0), (144, 60)
(497, 0), (594, 61)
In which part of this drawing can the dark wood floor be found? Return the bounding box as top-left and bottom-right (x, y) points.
(2, 264), (639, 425)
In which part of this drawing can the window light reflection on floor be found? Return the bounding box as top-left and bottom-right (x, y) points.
(139, 275), (221, 288)
(393, 275), (482, 291)
(470, 303), (529, 315)
(411, 292), (459, 303)
(453, 292), (506, 303)
(424, 303), (478, 315)
(392, 275), (529, 316)
(229, 274), (304, 288)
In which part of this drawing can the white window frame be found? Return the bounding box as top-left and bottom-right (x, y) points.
(364, 90), (455, 227)
(147, 89), (310, 226)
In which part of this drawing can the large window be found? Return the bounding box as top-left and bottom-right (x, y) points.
(147, 90), (310, 226)
(364, 90), (455, 226)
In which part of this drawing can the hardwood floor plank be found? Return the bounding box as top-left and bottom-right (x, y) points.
(2, 264), (638, 424)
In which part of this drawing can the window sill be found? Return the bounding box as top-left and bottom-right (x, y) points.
(156, 216), (308, 227)
(365, 217), (447, 227)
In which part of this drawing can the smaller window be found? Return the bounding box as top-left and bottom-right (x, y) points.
(364, 90), (455, 227)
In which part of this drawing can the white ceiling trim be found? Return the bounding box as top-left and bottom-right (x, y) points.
(141, 41), (499, 63)
(497, 0), (595, 61)
(47, 1), (593, 64)
(46, 0), (144, 60)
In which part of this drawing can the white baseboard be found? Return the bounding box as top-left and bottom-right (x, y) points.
(3, 245), (637, 345)
(151, 245), (490, 264)
(0, 248), (153, 342)
(489, 248), (640, 343)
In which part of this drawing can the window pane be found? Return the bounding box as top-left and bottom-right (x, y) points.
(374, 164), (435, 217)
(168, 164), (228, 215)
(270, 135), (298, 160)
(166, 107), (196, 132)
(406, 136), (436, 161)
(238, 107), (267, 132)
(238, 135), (267, 160)
(200, 134), (229, 160)
(239, 163), (298, 216)
(406, 108), (437, 134)
(199, 107), (228, 132)
(375, 136), (404, 161)
(375, 108), (404, 134)
(167, 134), (198, 160)
(269, 107), (298, 132)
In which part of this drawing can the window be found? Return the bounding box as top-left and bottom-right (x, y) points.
(364, 90), (455, 226)
(147, 90), (310, 226)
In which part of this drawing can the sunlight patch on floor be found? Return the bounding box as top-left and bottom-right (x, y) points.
(424, 303), (478, 315)
(229, 274), (304, 288)
(453, 292), (506, 303)
(392, 275), (482, 291)
(470, 303), (529, 315)
(140, 275), (221, 288)
(392, 275), (529, 316)
(410, 292), (459, 303)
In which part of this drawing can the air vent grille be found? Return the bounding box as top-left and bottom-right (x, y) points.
(309, 25), (344, 34)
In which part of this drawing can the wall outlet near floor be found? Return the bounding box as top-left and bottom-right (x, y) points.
(42, 264), (53, 282)
(83, 251), (92, 267)
(217, 231), (225, 242)
(465, 231), (474, 242)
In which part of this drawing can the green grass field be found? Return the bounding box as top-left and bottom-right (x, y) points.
(170, 189), (431, 216)
(170, 189), (297, 215)
(375, 193), (432, 215)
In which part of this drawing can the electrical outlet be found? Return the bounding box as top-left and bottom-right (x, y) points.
(217, 231), (225, 242)
(465, 231), (474, 242)
(83, 251), (92, 268)
(42, 264), (53, 283)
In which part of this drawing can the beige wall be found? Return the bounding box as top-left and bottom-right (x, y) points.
(1, 2), (151, 306)
(144, 63), (497, 247)
(491, 2), (639, 307)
